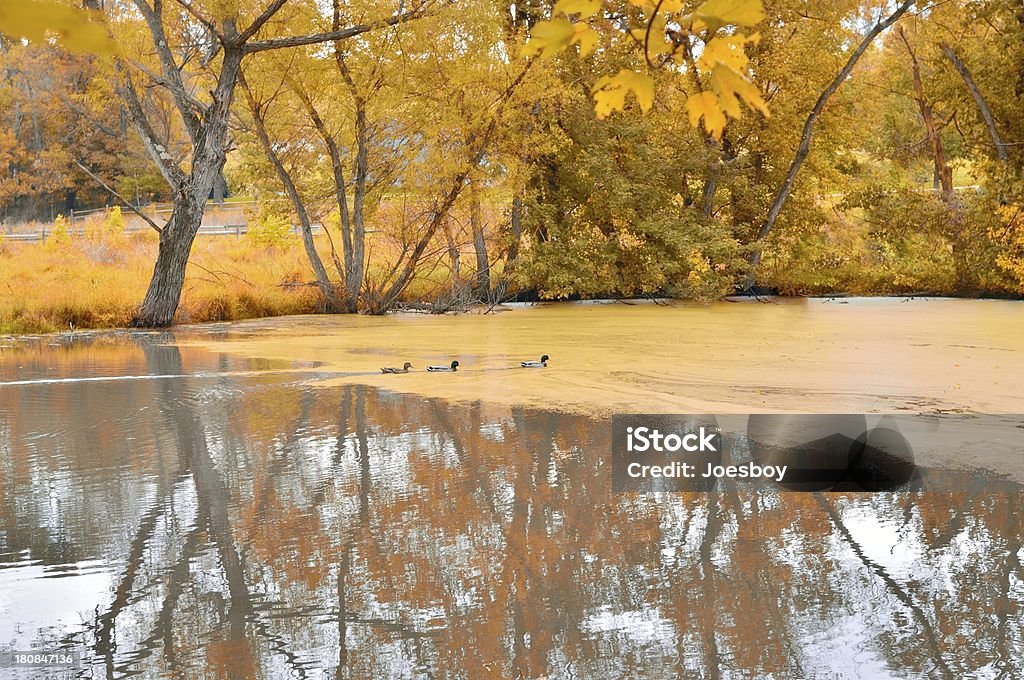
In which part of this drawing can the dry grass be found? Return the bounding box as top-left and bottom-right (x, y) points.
(0, 198), (517, 334)
(0, 230), (325, 334)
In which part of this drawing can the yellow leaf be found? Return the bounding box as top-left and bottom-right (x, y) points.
(553, 0), (602, 19)
(692, 0), (765, 31)
(523, 18), (576, 59)
(574, 24), (598, 57)
(592, 69), (655, 119)
(626, 0), (685, 12)
(628, 14), (673, 57)
(523, 17), (597, 59)
(697, 32), (758, 72)
(710, 64), (769, 119)
(686, 91), (727, 139)
(0, 0), (117, 55)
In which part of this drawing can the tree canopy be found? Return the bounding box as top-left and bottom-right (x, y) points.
(1, 0), (1023, 322)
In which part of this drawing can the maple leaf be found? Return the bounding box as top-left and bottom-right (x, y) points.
(0, 0), (117, 55)
(523, 18), (598, 59)
(698, 33), (759, 72)
(710, 64), (769, 119)
(691, 0), (765, 32)
(553, 0), (602, 19)
(592, 69), (655, 119)
(686, 91), (727, 139)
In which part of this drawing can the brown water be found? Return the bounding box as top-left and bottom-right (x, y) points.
(0, 305), (1022, 678)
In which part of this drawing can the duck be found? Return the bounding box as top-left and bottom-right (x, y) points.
(381, 362), (413, 374)
(426, 360), (459, 372)
(520, 354), (549, 368)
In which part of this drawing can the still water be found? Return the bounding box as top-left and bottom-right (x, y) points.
(0, 333), (1021, 679)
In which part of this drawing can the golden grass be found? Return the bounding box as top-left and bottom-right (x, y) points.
(0, 230), (324, 334)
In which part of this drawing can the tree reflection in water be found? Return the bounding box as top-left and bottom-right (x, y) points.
(0, 337), (1021, 678)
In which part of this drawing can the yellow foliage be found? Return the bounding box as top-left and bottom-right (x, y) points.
(0, 226), (324, 334)
(691, 0), (766, 31)
(0, 0), (117, 55)
(592, 69), (655, 119)
(710, 64), (769, 119)
(522, 18), (597, 59)
(553, 0), (602, 18)
(698, 33), (760, 72)
(46, 214), (71, 250)
(527, 0), (768, 132)
(686, 91), (727, 139)
(90, 206), (127, 244)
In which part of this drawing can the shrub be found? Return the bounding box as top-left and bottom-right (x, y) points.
(45, 214), (72, 250)
(246, 204), (294, 250)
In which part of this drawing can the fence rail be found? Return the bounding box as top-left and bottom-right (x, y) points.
(1, 221), (323, 243)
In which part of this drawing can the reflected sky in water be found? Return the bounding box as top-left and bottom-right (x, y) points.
(0, 336), (1021, 679)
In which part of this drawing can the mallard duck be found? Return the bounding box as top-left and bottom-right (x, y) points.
(426, 360), (459, 372)
(520, 354), (549, 368)
(381, 362), (413, 374)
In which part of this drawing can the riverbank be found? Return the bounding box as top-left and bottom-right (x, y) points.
(0, 231), (325, 333)
(5, 217), (1024, 334)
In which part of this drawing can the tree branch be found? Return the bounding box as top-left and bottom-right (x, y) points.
(940, 42), (1009, 163)
(243, 7), (428, 54)
(131, 0), (203, 143)
(234, 0), (288, 45)
(116, 71), (187, 189)
(73, 159), (163, 233)
(750, 0), (915, 274)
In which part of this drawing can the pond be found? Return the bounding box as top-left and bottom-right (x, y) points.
(0, 300), (1022, 678)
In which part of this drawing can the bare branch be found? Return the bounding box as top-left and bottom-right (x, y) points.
(940, 42), (1010, 163)
(234, 0), (288, 45)
(131, 0), (203, 142)
(243, 7), (428, 54)
(72, 159), (164, 233)
(116, 72), (187, 188)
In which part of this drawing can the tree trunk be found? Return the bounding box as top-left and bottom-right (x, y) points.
(134, 193), (206, 327)
(470, 179), (490, 297)
(747, 0), (915, 281)
(900, 28), (953, 201)
(444, 218), (461, 280)
(239, 73), (341, 312)
(940, 43), (1010, 163)
(212, 172), (228, 204)
(506, 195), (523, 267)
(131, 46), (245, 327)
(367, 62), (533, 313)
(287, 76), (354, 308)
(334, 3), (369, 313)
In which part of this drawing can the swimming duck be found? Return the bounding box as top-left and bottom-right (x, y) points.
(381, 362), (413, 374)
(520, 354), (549, 368)
(426, 360), (459, 372)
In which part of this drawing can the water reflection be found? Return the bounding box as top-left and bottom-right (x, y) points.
(0, 337), (1021, 678)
